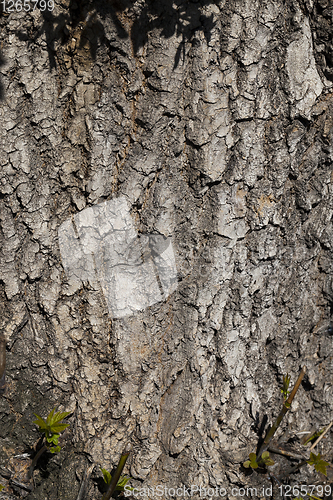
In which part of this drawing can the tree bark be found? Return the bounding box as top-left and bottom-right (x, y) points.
(1, 0), (333, 498)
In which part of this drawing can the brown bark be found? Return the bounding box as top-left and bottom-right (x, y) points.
(0, 0), (333, 497)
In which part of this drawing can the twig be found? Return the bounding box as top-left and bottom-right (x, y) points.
(0, 466), (13, 479)
(269, 473), (287, 500)
(9, 479), (32, 492)
(27, 444), (48, 480)
(268, 446), (306, 461)
(101, 443), (132, 500)
(309, 421), (333, 451)
(279, 459), (308, 479)
(299, 427), (318, 445)
(257, 366), (306, 459)
(278, 422), (333, 480)
(76, 464), (95, 500)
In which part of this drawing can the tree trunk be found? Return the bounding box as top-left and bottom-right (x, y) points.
(1, 0), (333, 498)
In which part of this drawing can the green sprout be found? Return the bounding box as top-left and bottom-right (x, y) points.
(100, 467), (133, 492)
(260, 451), (275, 467)
(307, 452), (330, 476)
(280, 448), (331, 479)
(303, 429), (325, 446)
(0, 484), (4, 491)
(101, 445), (132, 500)
(243, 451), (274, 469)
(28, 408), (70, 479)
(33, 408), (70, 453)
(256, 367), (306, 460)
(280, 373), (291, 400)
(243, 452), (259, 469)
(244, 367), (307, 475)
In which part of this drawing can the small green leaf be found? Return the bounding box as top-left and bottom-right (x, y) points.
(100, 467), (112, 485)
(0, 484), (4, 492)
(47, 410), (71, 427)
(304, 429), (325, 446)
(281, 373), (291, 399)
(315, 461), (329, 476)
(99, 468), (133, 491)
(33, 414), (48, 430)
(33, 408), (70, 443)
(49, 423), (69, 433)
(50, 411), (70, 423)
(260, 451), (275, 467)
(46, 408), (56, 421)
(46, 434), (60, 445)
(115, 476), (133, 491)
(307, 452), (329, 476)
(116, 476), (129, 487)
(243, 453), (259, 469)
(50, 446), (61, 453)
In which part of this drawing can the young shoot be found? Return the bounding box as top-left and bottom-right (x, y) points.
(33, 408), (70, 453)
(100, 467), (133, 492)
(28, 408), (70, 479)
(101, 444), (132, 500)
(303, 429), (325, 446)
(307, 452), (330, 476)
(243, 451), (274, 470)
(280, 373), (291, 400)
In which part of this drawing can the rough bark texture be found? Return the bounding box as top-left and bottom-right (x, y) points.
(1, 0), (333, 498)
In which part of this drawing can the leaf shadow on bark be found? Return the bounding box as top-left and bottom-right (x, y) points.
(14, 0), (217, 73)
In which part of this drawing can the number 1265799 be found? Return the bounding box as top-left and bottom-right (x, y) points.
(278, 485), (331, 497)
(1, 0), (54, 12)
